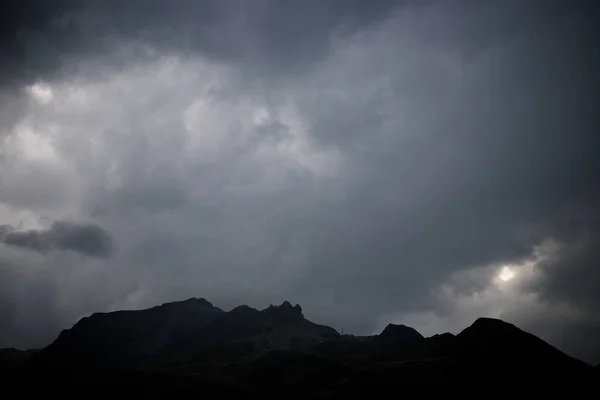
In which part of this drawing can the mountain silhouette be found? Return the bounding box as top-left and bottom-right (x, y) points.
(32, 297), (225, 368)
(378, 323), (424, 342)
(454, 317), (588, 373)
(31, 298), (337, 368)
(3, 298), (596, 395)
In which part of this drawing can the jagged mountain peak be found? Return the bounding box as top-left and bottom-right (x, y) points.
(429, 332), (455, 339)
(263, 301), (303, 319)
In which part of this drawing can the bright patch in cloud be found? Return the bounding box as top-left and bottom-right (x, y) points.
(27, 83), (54, 104)
(380, 241), (562, 337)
(498, 266), (516, 282)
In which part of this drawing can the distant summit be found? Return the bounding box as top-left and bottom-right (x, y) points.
(379, 323), (424, 342)
(455, 317), (588, 375)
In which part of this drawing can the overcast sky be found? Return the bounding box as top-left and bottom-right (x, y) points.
(1, 0), (599, 364)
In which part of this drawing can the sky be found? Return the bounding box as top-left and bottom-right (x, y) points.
(0, 0), (599, 364)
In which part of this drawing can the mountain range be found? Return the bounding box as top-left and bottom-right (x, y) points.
(1, 297), (596, 396)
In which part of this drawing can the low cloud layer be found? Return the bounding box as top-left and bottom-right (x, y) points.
(0, 1), (598, 363)
(1, 221), (113, 258)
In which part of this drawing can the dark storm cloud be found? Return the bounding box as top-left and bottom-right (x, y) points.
(0, 0), (402, 89)
(0, 0), (599, 363)
(0, 0), (404, 138)
(0, 1), (73, 89)
(285, 0), (600, 328)
(1, 222), (114, 258)
(537, 231), (600, 312)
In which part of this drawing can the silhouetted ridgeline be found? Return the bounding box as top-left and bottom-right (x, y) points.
(1, 298), (596, 395)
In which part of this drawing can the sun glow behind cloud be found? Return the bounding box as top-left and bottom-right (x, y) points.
(382, 241), (563, 337)
(497, 266), (516, 282)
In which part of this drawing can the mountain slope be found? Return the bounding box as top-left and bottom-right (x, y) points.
(170, 301), (339, 362)
(31, 299), (338, 368)
(454, 317), (589, 376)
(33, 297), (224, 368)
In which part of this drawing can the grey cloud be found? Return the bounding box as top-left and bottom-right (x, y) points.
(281, 0), (600, 328)
(0, 0), (403, 137)
(0, 0), (403, 88)
(536, 233), (600, 312)
(1, 222), (114, 258)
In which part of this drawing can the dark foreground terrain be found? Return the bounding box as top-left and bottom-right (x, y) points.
(1, 298), (597, 397)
